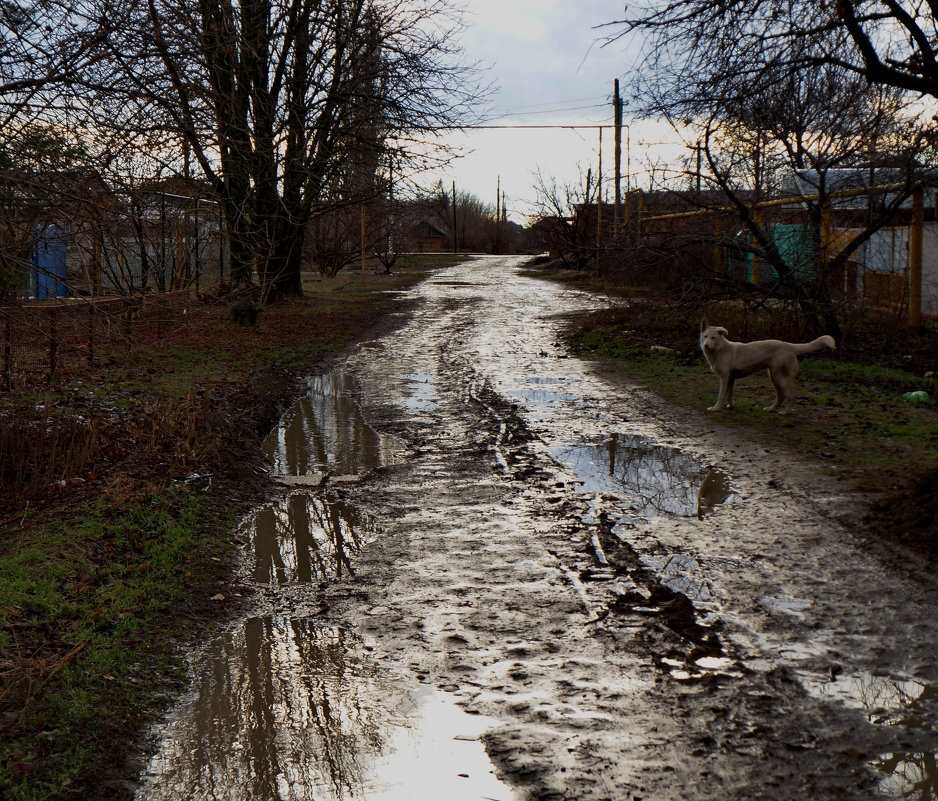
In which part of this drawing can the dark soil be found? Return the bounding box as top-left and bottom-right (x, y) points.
(866, 467), (938, 553)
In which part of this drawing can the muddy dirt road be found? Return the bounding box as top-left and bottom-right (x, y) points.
(136, 256), (938, 801)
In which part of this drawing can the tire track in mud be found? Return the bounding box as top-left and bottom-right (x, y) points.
(446, 355), (895, 800)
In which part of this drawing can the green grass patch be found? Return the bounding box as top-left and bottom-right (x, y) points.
(0, 486), (238, 799)
(573, 317), (938, 486)
(0, 258), (457, 798)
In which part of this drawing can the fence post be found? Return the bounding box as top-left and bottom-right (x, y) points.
(3, 315), (11, 390)
(820, 200), (832, 280)
(909, 185), (923, 328)
(713, 219), (724, 274)
(361, 205), (367, 276)
(194, 200), (201, 296)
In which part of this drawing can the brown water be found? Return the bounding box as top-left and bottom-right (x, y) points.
(248, 493), (376, 584)
(263, 371), (402, 477)
(136, 369), (516, 800)
(547, 432), (734, 519)
(135, 619), (514, 801)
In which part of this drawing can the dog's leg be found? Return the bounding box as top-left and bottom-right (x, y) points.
(765, 364), (795, 413)
(725, 376), (736, 409)
(708, 376), (732, 411)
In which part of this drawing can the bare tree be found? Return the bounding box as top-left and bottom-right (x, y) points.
(529, 169), (601, 271)
(431, 184), (500, 253)
(85, 0), (482, 301)
(603, 2), (936, 336)
(604, 0), (938, 103)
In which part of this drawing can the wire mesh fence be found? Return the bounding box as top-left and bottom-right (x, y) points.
(1, 292), (192, 389)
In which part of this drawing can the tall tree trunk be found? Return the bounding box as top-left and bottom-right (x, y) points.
(258, 219), (305, 302)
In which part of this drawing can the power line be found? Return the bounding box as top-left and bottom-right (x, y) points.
(501, 94), (607, 111)
(487, 103), (608, 118)
(438, 124), (614, 130)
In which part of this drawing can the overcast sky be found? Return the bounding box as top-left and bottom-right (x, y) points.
(416, 0), (682, 222)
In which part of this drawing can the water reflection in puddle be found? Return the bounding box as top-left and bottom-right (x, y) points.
(136, 618), (515, 801)
(802, 672), (938, 798)
(549, 433), (734, 518)
(505, 388), (577, 404)
(248, 494), (377, 584)
(697, 469), (732, 519)
(402, 373), (439, 413)
(264, 371), (402, 476)
(876, 752), (938, 799)
(505, 376), (578, 406)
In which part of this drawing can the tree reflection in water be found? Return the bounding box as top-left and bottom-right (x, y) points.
(812, 673), (938, 799)
(878, 752), (938, 800)
(138, 619), (413, 801)
(249, 493), (376, 584)
(872, 680), (938, 799)
(549, 433), (732, 518)
(262, 372), (402, 477)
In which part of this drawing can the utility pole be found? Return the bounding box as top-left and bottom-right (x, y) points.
(495, 175), (501, 255)
(597, 127), (603, 245)
(613, 79), (623, 235)
(452, 181), (458, 254)
(503, 191), (508, 253)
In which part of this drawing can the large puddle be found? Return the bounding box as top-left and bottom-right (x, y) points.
(136, 619), (514, 801)
(548, 432), (734, 519)
(800, 671), (938, 798)
(263, 372), (402, 477)
(247, 493), (377, 584)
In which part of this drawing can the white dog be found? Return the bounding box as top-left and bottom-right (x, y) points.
(699, 319), (835, 413)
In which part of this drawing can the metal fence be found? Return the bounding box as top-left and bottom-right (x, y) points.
(1, 292), (191, 389)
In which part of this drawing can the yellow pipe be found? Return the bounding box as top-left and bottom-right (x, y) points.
(642, 181), (915, 223)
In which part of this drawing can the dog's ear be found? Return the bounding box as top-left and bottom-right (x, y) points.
(700, 318), (709, 332)
(716, 327), (728, 336)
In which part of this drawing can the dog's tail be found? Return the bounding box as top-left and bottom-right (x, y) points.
(793, 335), (835, 355)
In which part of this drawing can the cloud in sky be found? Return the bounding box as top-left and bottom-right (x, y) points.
(415, 0), (681, 221)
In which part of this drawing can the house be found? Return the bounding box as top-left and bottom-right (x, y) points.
(411, 220), (448, 252)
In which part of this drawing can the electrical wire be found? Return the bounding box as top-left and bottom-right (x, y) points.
(437, 123), (614, 130)
(486, 102), (608, 118)
(501, 95), (608, 111)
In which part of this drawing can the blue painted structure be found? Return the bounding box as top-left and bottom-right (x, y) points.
(32, 224), (67, 299)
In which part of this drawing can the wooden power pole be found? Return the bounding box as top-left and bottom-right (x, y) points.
(495, 175), (501, 255)
(613, 79), (623, 234)
(452, 180), (458, 254)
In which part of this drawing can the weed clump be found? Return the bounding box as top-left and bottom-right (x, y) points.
(230, 297), (260, 327)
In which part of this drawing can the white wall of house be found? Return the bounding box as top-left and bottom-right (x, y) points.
(921, 225), (938, 317)
(839, 225), (938, 317)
